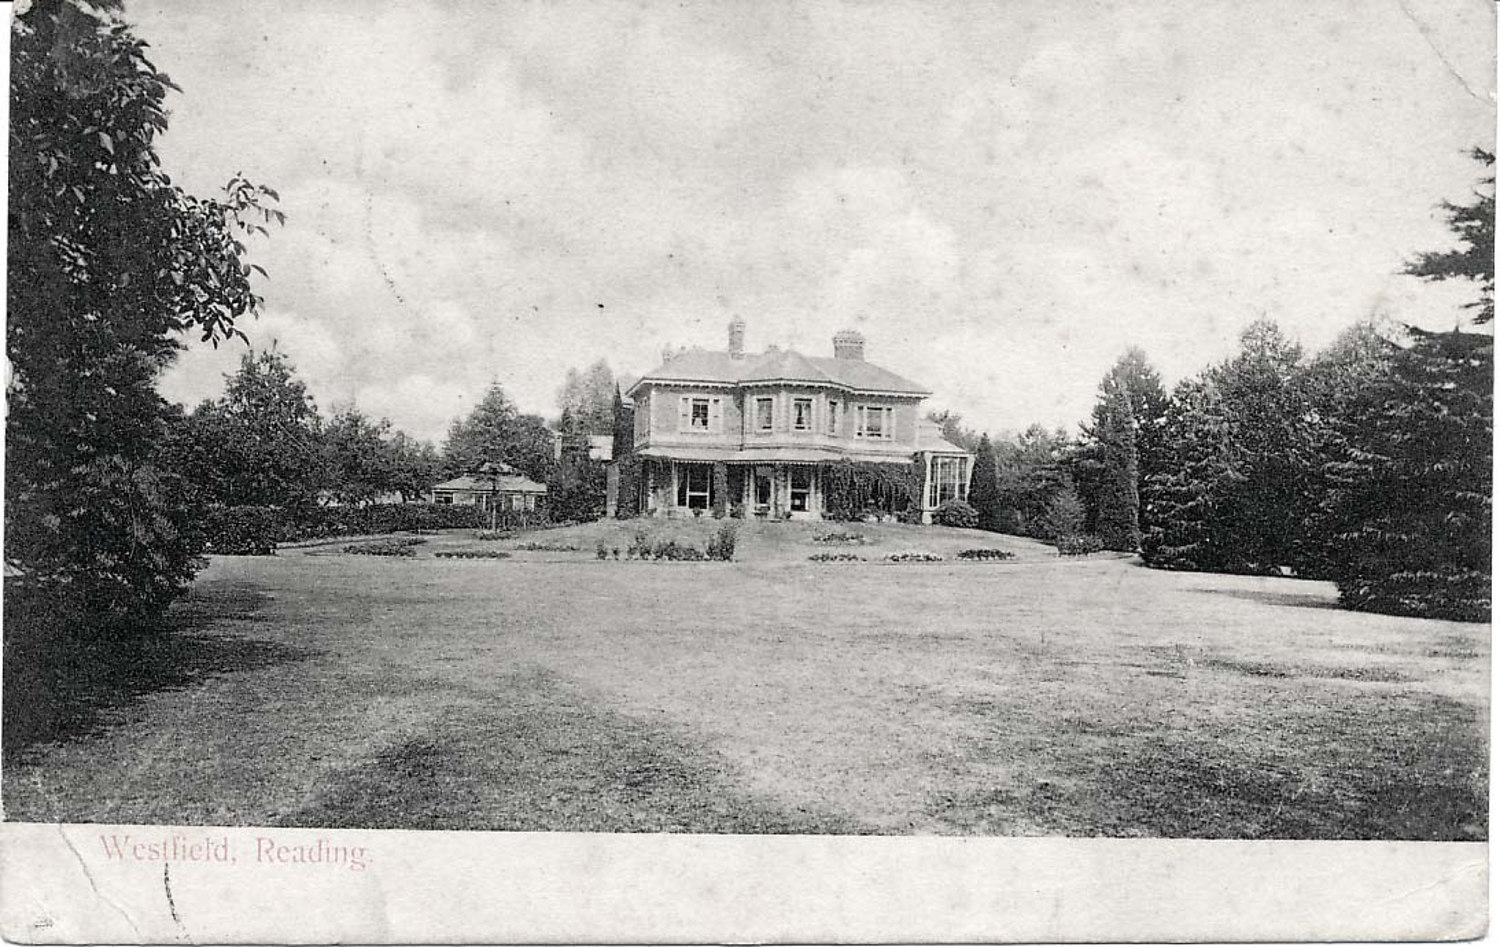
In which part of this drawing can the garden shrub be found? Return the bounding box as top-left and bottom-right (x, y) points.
(933, 499), (980, 529)
(1057, 534), (1105, 556)
(344, 538), (425, 557)
(706, 522), (739, 561)
(596, 541), (609, 560)
(514, 542), (580, 552)
(203, 506), (282, 556)
(956, 548), (1015, 561)
(809, 552), (865, 562)
(812, 530), (868, 545)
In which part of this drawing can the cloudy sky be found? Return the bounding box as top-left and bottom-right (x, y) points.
(135, 0), (1493, 443)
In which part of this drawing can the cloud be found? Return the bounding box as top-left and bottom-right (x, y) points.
(132, 0), (1493, 444)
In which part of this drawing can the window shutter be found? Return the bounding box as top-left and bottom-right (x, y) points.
(709, 398), (723, 433)
(678, 396), (690, 433)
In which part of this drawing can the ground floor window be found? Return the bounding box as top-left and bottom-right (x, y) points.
(929, 456), (968, 506)
(789, 466), (812, 512)
(676, 463), (712, 509)
(435, 494), (453, 505)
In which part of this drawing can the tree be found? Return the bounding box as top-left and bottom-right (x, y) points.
(557, 359), (617, 434)
(1321, 150), (1495, 620)
(967, 434), (1004, 532)
(1325, 330), (1491, 620)
(926, 409), (980, 453)
(1207, 319), (1315, 572)
(1140, 376), (1236, 571)
(1404, 148), (1494, 325)
(1040, 479), (1087, 542)
(213, 350), (327, 507)
(993, 425), (1073, 537)
(387, 431), (441, 502)
(6, 0), (277, 625)
(444, 382), (557, 483)
(1081, 382), (1141, 551)
(322, 403), (397, 506)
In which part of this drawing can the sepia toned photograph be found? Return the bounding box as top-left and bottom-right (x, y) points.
(0, 0), (1492, 940)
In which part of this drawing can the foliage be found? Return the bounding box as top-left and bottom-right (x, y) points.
(435, 550), (512, 560)
(547, 456), (607, 523)
(200, 505), (280, 556)
(955, 548), (1015, 560)
(811, 530), (869, 545)
(933, 498), (980, 529)
(344, 539), (423, 557)
(809, 552), (865, 562)
(711, 463), (730, 518)
(993, 425), (1074, 537)
(1056, 534), (1105, 557)
(443, 382), (557, 483)
(820, 460), (917, 520)
(596, 540), (610, 560)
(514, 542), (580, 552)
(884, 552), (944, 562)
(557, 359), (618, 434)
(706, 522), (739, 561)
(1324, 329), (1491, 621)
(967, 434), (1004, 532)
(1074, 351), (1163, 551)
(6, 0), (279, 627)
(1140, 376), (1234, 571)
(925, 409), (980, 452)
(1039, 481), (1087, 542)
(1403, 149), (1494, 324)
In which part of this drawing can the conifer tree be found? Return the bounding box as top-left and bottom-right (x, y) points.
(1140, 377), (1235, 571)
(968, 434), (1004, 532)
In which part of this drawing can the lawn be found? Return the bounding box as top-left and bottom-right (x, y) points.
(2, 519), (1488, 839)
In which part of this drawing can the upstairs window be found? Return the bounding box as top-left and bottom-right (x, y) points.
(755, 397), (774, 432)
(827, 400), (840, 435)
(856, 405), (894, 440)
(792, 398), (813, 431)
(677, 395), (722, 434)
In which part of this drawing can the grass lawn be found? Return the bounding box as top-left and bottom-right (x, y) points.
(3, 519), (1488, 839)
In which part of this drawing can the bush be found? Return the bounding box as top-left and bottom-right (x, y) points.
(1056, 534), (1104, 556)
(809, 552), (865, 562)
(812, 530), (868, 545)
(885, 552), (944, 563)
(933, 499), (980, 529)
(515, 542), (580, 552)
(650, 539), (705, 561)
(730, 502), (746, 519)
(344, 538), (425, 557)
(435, 550), (512, 560)
(596, 541), (609, 560)
(203, 506), (282, 556)
(707, 522), (739, 561)
(956, 548), (1015, 561)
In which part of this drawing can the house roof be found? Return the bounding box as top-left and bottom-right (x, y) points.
(627, 347), (931, 397)
(433, 474), (549, 494)
(639, 445), (921, 465)
(915, 423), (970, 455)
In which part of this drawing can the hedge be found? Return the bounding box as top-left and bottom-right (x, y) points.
(202, 503), (499, 554)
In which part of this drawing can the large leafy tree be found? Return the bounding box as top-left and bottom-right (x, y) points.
(993, 424), (1073, 537)
(322, 403), (398, 506)
(556, 359), (618, 435)
(7, 0), (277, 623)
(444, 382), (557, 483)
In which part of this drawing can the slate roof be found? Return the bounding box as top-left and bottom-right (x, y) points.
(433, 474), (549, 494)
(628, 347), (930, 396)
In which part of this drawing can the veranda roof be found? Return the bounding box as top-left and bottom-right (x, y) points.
(433, 474), (549, 494)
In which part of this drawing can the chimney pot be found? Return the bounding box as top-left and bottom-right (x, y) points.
(833, 329), (866, 360)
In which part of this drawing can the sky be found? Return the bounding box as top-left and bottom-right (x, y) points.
(131, 0), (1495, 444)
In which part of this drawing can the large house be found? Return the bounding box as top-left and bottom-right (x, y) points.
(614, 320), (972, 523)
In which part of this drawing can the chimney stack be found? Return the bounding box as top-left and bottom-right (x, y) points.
(728, 317), (746, 359)
(833, 329), (866, 361)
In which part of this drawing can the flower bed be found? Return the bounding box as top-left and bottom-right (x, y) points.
(956, 548), (1016, 561)
(344, 538), (427, 557)
(809, 552), (866, 562)
(884, 552), (944, 563)
(435, 550), (512, 560)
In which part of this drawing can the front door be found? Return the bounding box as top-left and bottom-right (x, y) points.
(753, 469), (773, 515)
